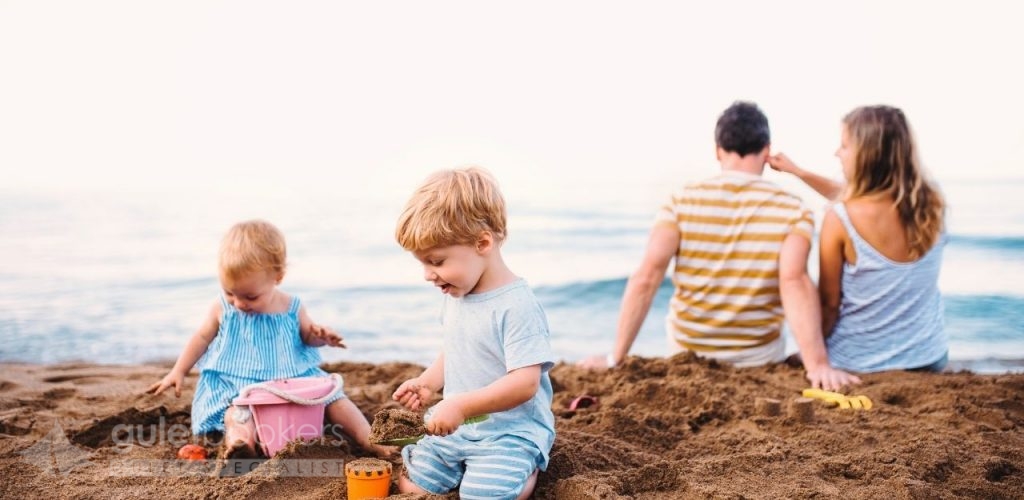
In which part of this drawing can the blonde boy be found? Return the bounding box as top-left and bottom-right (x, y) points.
(392, 167), (555, 500)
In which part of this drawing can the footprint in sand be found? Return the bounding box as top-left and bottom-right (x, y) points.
(71, 406), (191, 448)
(43, 374), (101, 384)
(43, 387), (77, 400)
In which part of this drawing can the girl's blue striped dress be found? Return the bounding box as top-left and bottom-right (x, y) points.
(191, 295), (346, 435)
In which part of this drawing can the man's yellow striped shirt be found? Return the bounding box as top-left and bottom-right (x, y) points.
(655, 171), (813, 364)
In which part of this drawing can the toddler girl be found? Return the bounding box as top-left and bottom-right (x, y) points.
(149, 219), (392, 458)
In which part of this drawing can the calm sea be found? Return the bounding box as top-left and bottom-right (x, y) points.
(1, 178), (1022, 374)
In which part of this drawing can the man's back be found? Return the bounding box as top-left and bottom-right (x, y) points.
(657, 170), (813, 367)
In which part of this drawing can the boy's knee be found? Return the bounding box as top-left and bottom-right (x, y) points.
(460, 467), (536, 500)
(518, 469), (539, 500)
(397, 471), (430, 495)
(460, 484), (521, 500)
(460, 483), (530, 500)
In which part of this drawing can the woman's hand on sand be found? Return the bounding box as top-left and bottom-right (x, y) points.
(148, 371), (185, 397)
(805, 365), (862, 392)
(307, 323), (346, 348)
(393, 379), (435, 411)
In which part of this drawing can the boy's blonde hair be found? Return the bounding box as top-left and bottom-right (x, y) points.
(218, 220), (288, 282)
(395, 166), (507, 251)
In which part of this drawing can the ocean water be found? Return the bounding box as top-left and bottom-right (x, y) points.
(1, 178), (1022, 374)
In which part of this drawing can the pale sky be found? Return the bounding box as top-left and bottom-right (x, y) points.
(2, 1), (1022, 202)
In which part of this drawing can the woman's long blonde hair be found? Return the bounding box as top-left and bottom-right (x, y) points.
(843, 105), (944, 259)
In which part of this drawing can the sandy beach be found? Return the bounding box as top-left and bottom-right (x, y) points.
(1, 353), (1021, 499)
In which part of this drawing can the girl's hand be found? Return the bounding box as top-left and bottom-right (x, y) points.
(148, 371), (186, 397)
(392, 379), (435, 411)
(423, 399), (465, 437)
(308, 323), (346, 348)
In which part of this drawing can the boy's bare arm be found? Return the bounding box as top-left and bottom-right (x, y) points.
(423, 365), (542, 436)
(393, 353), (445, 410)
(463, 364), (541, 415)
(418, 354), (446, 391)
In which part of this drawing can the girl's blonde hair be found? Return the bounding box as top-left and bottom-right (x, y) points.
(395, 166), (507, 251)
(843, 105), (945, 259)
(218, 220), (287, 282)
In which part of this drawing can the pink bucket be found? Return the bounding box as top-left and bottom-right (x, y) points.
(232, 376), (342, 457)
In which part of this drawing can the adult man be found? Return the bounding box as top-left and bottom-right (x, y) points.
(578, 101), (858, 390)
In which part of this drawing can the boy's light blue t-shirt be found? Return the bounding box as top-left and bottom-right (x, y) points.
(438, 278), (556, 469)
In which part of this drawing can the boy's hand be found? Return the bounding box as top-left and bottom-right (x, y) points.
(308, 323), (347, 348)
(148, 371), (185, 397)
(423, 399), (465, 437)
(392, 379), (435, 411)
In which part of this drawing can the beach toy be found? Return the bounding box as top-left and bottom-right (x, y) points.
(789, 397), (816, 422)
(371, 409), (490, 447)
(176, 444), (208, 461)
(345, 458), (392, 499)
(801, 388), (873, 410)
(231, 374), (345, 457)
(754, 397), (782, 417)
(378, 414), (489, 446)
(568, 394), (600, 411)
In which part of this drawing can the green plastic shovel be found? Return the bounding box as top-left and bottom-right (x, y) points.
(379, 414), (489, 446)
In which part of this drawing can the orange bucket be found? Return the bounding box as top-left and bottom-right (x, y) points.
(345, 458), (392, 499)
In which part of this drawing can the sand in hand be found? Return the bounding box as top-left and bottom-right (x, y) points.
(367, 408), (426, 445)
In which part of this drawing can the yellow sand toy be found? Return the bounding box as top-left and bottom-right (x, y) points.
(801, 388), (873, 410)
